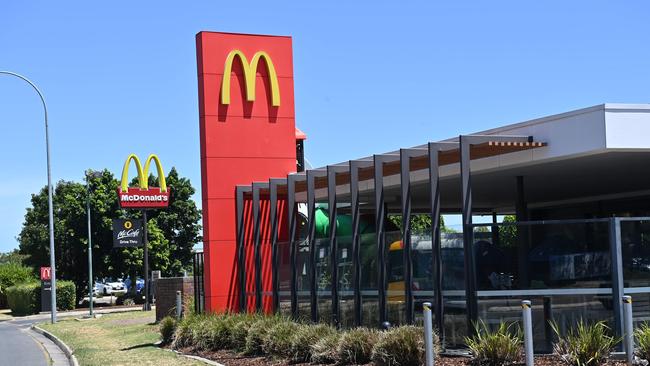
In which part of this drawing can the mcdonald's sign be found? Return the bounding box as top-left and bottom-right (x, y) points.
(220, 50), (280, 107)
(118, 153), (170, 209)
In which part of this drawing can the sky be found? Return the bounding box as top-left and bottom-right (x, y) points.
(1, 1), (649, 252)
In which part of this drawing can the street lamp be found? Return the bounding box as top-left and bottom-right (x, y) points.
(85, 169), (103, 318)
(0, 71), (57, 324)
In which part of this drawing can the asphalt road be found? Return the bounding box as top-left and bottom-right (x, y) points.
(0, 318), (49, 366)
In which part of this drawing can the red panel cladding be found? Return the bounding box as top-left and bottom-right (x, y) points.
(197, 31), (297, 313)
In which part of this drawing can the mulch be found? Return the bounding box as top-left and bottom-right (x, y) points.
(172, 348), (629, 365)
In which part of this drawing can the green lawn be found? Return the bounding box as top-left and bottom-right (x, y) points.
(40, 311), (201, 366)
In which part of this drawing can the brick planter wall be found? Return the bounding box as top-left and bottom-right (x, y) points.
(154, 277), (194, 321)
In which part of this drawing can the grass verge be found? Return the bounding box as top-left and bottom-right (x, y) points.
(40, 311), (201, 366)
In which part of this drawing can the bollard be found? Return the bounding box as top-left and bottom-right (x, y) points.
(423, 302), (435, 366)
(522, 300), (534, 366)
(623, 296), (633, 365)
(176, 290), (182, 320)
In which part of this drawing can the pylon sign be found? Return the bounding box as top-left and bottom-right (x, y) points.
(118, 154), (170, 209)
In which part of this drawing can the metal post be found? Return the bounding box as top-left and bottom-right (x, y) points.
(349, 160), (370, 326)
(543, 296), (554, 352)
(460, 136), (478, 332)
(623, 296), (634, 365)
(374, 155), (388, 325)
(86, 172), (94, 318)
(287, 175), (298, 318)
(306, 171), (318, 322)
(423, 302), (435, 366)
(429, 143), (454, 340)
(252, 184), (262, 312)
(327, 166), (340, 327)
(610, 217), (625, 343)
(236, 186), (249, 312)
(522, 300), (534, 366)
(400, 149), (414, 324)
(269, 179), (283, 313)
(143, 210), (150, 311)
(176, 290), (182, 320)
(0, 71), (57, 323)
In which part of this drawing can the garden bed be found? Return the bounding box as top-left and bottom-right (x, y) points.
(166, 349), (629, 366)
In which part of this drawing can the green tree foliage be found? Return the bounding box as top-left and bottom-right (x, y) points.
(0, 249), (28, 265)
(498, 215), (518, 248)
(387, 214), (453, 235)
(17, 168), (201, 300)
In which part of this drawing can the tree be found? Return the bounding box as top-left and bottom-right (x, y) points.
(0, 249), (27, 265)
(18, 168), (201, 300)
(387, 214), (452, 236)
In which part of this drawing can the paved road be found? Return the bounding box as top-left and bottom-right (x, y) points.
(0, 319), (49, 366)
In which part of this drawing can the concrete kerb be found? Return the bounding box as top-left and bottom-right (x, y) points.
(31, 324), (79, 366)
(154, 341), (225, 366)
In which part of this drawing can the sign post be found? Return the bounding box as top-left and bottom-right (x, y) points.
(40, 267), (52, 312)
(117, 153), (169, 312)
(142, 210), (151, 311)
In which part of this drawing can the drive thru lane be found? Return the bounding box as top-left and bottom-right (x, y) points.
(0, 319), (49, 366)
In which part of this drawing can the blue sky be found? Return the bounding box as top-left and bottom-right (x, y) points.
(1, 1), (649, 252)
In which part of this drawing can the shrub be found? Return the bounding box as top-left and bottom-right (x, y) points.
(337, 327), (379, 365)
(56, 281), (76, 311)
(160, 316), (177, 344)
(262, 319), (299, 357)
(172, 314), (202, 349)
(0, 263), (33, 308)
(191, 314), (239, 351)
(635, 322), (650, 361)
(230, 313), (259, 352)
(5, 282), (39, 315)
(552, 320), (620, 366)
(243, 316), (280, 355)
(372, 325), (440, 366)
(465, 321), (522, 366)
(311, 332), (341, 364)
(290, 324), (336, 363)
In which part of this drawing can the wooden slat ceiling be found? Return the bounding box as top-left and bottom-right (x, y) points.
(277, 140), (546, 195)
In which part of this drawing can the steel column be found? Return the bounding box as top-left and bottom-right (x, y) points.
(610, 217), (625, 345)
(350, 160), (371, 326)
(287, 175), (298, 318)
(306, 170), (318, 322)
(269, 179), (285, 313)
(326, 165), (347, 327)
(235, 186), (250, 312)
(400, 149), (425, 324)
(374, 155), (391, 325)
(459, 135), (478, 332)
(428, 142), (456, 340)
(252, 183), (268, 312)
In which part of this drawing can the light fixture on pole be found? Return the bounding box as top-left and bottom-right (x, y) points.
(0, 71), (57, 323)
(85, 169), (103, 318)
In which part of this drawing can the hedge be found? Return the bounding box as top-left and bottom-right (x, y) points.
(6, 280), (76, 315)
(0, 263), (34, 308)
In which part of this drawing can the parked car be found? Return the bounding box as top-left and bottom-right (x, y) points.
(124, 277), (145, 294)
(95, 279), (127, 295)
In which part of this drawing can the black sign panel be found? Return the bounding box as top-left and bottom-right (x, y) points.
(113, 219), (143, 247)
(41, 279), (52, 312)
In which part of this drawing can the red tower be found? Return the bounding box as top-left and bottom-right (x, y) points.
(196, 32), (298, 312)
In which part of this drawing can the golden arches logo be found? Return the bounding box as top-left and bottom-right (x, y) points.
(123, 221), (133, 229)
(220, 50), (281, 107)
(120, 153), (168, 193)
(118, 153), (170, 209)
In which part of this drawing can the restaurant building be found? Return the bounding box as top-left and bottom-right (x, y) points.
(196, 31), (650, 349)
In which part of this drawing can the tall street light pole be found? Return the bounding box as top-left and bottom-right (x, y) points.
(0, 71), (57, 323)
(85, 170), (102, 318)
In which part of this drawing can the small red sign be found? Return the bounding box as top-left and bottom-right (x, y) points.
(40, 267), (51, 281)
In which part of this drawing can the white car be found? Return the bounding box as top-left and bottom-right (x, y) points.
(96, 280), (127, 295)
